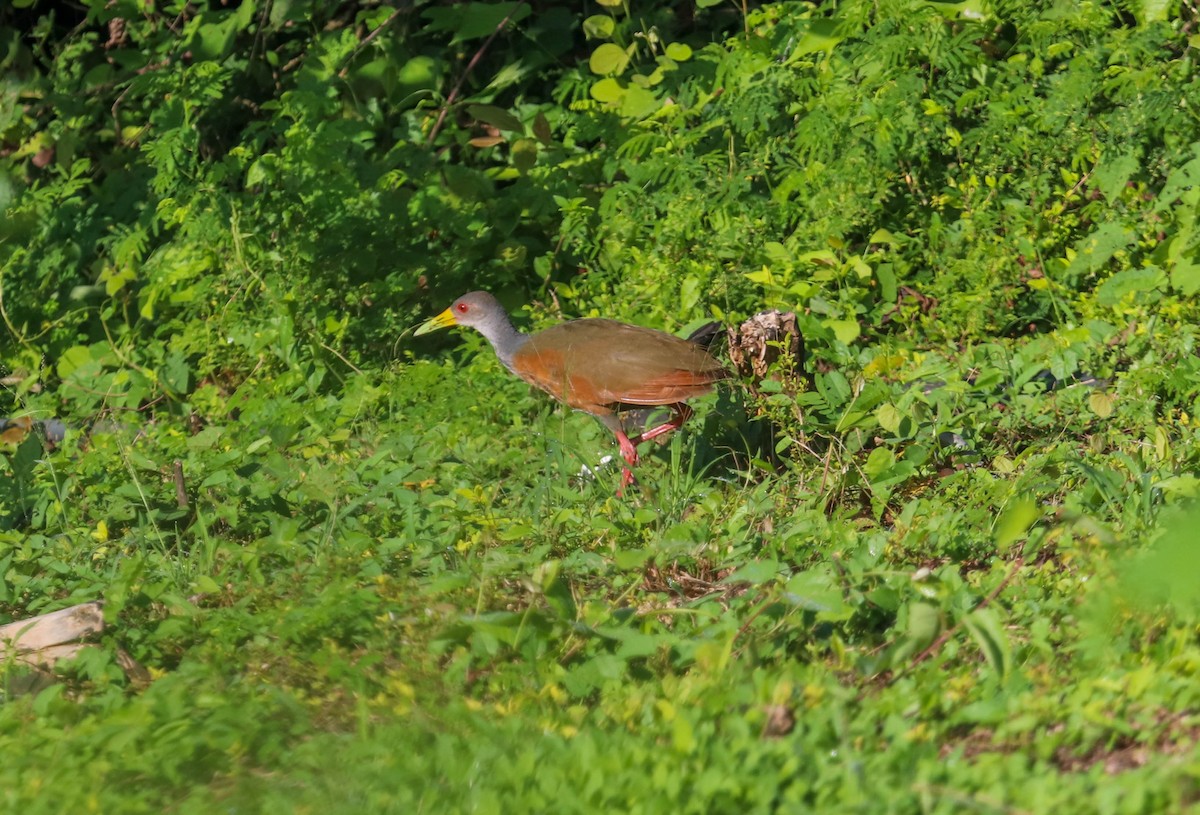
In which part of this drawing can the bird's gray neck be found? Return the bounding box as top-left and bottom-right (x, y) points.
(476, 313), (529, 373)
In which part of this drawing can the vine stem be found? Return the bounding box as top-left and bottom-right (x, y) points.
(427, 10), (517, 145)
(337, 6), (405, 79)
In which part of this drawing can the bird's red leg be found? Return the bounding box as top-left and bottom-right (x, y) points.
(614, 429), (639, 495)
(634, 403), (693, 445)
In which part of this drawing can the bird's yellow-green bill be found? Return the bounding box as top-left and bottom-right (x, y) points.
(413, 308), (458, 336)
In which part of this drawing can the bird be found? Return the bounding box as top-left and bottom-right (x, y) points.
(0, 416), (67, 447)
(415, 291), (728, 492)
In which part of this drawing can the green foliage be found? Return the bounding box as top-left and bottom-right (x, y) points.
(2, 0), (1200, 812)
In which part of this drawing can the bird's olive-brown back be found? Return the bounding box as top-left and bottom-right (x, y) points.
(511, 319), (727, 414)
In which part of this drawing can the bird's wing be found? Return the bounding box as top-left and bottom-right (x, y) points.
(518, 320), (726, 408)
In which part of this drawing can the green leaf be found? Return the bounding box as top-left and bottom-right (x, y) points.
(1064, 223), (1135, 281)
(824, 318), (860, 344)
(590, 77), (623, 103)
(421, 2), (530, 43)
(962, 608), (1011, 678)
(1170, 258), (1200, 295)
(1093, 152), (1137, 203)
(56, 345), (99, 379)
(159, 351), (192, 396)
(784, 568), (852, 620)
(995, 497), (1038, 549)
(396, 56), (439, 91)
(583, 15), (615, 39)
(192, 21), (237, 61)
(618, 84), (659, 119)
(1088, 391), (1114, 419)
(589, 43), (631, 76)
(724, 559), (782, 585)
(532, 112), (552, 145)
(194, 575), (223, 595)
(1095, 267), (1166, 306)
(1136, 0), (1172, 22)
(12, 432), (43, 483)
(664, 43), (692, 62)
(876, 403), (903, 434)
(467, 104), (524, 134)
(511, 138), (537, 172)
(905, 601), (941, 648)
(791, 20), (844, 57)
(864, 447), (896, 480)
(875, 263), (897, 306)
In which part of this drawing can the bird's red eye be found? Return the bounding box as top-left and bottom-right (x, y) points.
(456, 302), (469, 314)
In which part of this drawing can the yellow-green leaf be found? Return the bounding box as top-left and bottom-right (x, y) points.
(1088, 390), (1113, 418)
(583, 14), (614, 39)
(824, 318), (860, 344)
(589, 43), (630, 76)
(876, 404), (903, 434)
(995, 497), (1038, 549)
(665, 42), (692, 61)
(590, 77), (623, 103)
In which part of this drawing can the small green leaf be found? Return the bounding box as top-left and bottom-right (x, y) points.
(875, 263), (897, 306)
(511, 138), (537, 172)
(672, 714), (695, 754)
(397, 56), (439, 89)
(12, 433), (43, 483)
(618, 84), (659, 118)
(724, 559), (782, 585)
(792, 19), (844, 56)
(679, 276), (700, 313)
(1095, 266), (1166, 306)
(56, 345), (98, 379)
(532, 112), (552, 145)
(160, 351), (192, 395)
(784, 568), (852, 620)
(906, 601), (941, 648)
(583, 14), (615, 39)
(613, 548), (652, 569)
(962, 608), (1011, 678)
(864, 447), (895, 480)
(664, 42), (692, 61)
(590, 77), (623, 103)
(995, 497), (1038, 549)
(824, 319), (860, 344)
(876, 404), (903, 434)
(421, 2), (530, 42)
(589, 43), (630, 76)
(1137, 0), (1171, 22)
(466, 104), (524, 133)
(1169, 258), (1200, 295)
(194, 575), (223, 595)
(1088, 390), (1114, 418)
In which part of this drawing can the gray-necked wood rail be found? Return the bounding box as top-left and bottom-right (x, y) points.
(415, 291), (727, 492)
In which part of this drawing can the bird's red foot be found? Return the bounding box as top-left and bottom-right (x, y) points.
(615, 431), (640, 496)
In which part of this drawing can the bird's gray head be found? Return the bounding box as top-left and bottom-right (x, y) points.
(414, 291), (520, 343)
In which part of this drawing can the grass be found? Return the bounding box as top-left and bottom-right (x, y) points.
(3, 344), (1199, 812)
(2, 0), (1200, 810)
